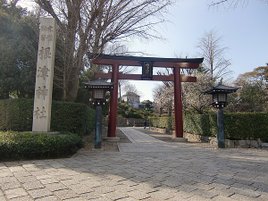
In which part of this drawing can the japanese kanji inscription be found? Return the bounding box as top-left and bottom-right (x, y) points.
(32, 18), (56, 132)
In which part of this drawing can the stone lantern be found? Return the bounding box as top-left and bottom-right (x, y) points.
(205, 80), (238, 148)
(84, 79), (113, 149)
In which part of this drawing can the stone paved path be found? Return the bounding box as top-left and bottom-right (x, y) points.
(0, 127), (268, 201)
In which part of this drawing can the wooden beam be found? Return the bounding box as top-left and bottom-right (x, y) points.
(92, 59), (201, 69)
(94, 72), (197, 82)
(89, 53), (204, 69)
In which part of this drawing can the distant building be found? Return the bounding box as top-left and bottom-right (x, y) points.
(122, 92), (140, 108)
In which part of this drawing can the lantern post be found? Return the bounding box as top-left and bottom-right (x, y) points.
(85, 79), (113, 149)
(205, 80), (238, 148)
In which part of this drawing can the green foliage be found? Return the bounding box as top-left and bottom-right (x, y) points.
(140, 100), (154, 111)
(118, 102), (143, 119)
(0, 3), (38, 98)
(149, 116), (175, 129)
(184, 112), (217, 137)
(150, 112), (268, 141)
(51, 101), (94, 135)
(0, 2), (66, 100)
(237, 84), (266, 112)
(0, 131), (82, 161)
(0, 99), (33, 131)
(224, 113), (268, 141)
(0, 99), (95, 136)
(231, 65), (268, 112)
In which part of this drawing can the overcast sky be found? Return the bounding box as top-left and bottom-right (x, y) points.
(19, 0), (268, 101)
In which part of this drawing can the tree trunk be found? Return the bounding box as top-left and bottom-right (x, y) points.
(66, 74), (79, 101)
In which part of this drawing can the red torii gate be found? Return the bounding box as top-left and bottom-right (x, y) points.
(90, 54), (203, 139)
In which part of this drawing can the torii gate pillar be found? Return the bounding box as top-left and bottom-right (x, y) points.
(173, 67), (183, 138)
(108, 64), (119, 138)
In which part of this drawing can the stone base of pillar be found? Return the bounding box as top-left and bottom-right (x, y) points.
(103, 137), (120, 142)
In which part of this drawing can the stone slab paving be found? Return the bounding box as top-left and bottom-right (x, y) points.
(0, 127), (268, 201)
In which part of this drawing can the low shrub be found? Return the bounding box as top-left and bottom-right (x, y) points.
(0, 131), (83, 161)
(0, 99), (95, 136)
(149, 116), (174, 129)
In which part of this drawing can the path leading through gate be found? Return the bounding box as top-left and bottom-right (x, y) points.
(118, 127), (190, 153)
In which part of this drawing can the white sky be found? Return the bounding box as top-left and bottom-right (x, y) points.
(18, 0), (268, 101)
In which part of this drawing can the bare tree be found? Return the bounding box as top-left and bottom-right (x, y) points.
(122, 83), (138, 95)
(153, 83), (173, 116)
(209, 0), (268, 7)
(197, 30), (232, 80)
(182, 72), (214, 114)
(35, 0), (172, 101)
(209, 0), (245, 7)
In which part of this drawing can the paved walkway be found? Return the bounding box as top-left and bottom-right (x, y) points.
(0, 127), (268, 201)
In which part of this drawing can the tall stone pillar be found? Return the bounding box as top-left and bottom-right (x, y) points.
(32, 18), (56, 132)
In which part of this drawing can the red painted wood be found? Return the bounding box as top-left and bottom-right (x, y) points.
(173, 67), (183, 138)
(108, 64), (119, 138)
(94, 72), (197, 82)
(92, 59), (200, 69)
(90, 54), (203, 139)
(90, 53), (203, 69)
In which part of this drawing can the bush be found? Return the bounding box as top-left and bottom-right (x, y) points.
(149, 116), (174, 130)
(0, 99), (95, 136)
(0, 99), (33, 131)
(0, 131), (83, 161)
(51, 101), (95, 136)
(224, 113), (268, 141)
(184, 112), (217, 137)
(150, 112), (268, 141)
(118, 102), (144, 119)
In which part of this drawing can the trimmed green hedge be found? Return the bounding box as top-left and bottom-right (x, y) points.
(149, 116), (174, 132)
(0, 99), (95, 136)
(150, 116), (170, 129)
(183, 113), (217, 137)
(0, 131), (82, 160)
(224, 113), (268, 141)
(150, 112), (268, 142)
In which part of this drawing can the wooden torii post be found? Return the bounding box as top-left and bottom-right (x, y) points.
(89, 54), (203, 139)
